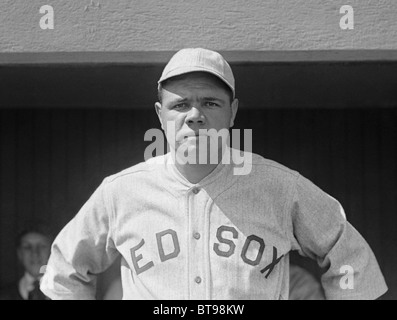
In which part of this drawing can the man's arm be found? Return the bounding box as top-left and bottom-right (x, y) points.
(288, 174), (388, 300)
(40, 179), (119, 300)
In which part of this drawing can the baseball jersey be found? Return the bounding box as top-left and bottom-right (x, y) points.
(40, 148), (388, 300)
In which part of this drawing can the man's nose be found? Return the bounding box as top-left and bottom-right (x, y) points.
(186, 106), (205, 125)
(31, 247), (41, 257)
(30, 246), (44, 257)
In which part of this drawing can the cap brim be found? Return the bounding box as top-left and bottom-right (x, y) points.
(158, 66), (235, 99)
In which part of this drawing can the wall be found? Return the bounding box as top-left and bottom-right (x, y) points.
(1, 0), (397, 52)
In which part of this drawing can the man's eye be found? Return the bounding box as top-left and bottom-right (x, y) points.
(205, 102), (219, 107)
(173, 103), (187, 109)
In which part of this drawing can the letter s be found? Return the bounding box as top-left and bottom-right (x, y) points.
(213, 226), (238, 257)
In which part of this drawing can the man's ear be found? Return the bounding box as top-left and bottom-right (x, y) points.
(154, 102), (164, 130)
(229, 98), (239, 128)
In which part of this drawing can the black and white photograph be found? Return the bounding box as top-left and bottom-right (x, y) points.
(0, 0), (396, 305)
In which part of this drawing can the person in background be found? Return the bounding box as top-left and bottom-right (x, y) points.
(0, 224), (53, 300)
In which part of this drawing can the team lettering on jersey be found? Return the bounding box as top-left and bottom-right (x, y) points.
(130, 225), (284, 278)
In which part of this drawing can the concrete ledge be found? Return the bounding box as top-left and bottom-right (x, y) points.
(1, 50), (397, 65)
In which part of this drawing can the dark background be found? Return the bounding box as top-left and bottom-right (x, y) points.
(0, 62), (396, 299)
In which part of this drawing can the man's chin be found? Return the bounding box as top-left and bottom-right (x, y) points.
(173, 146), (224, 165)
(175, 144), (198, 156)
(27, 264), (45, 277)
(26, 271), (41, 278)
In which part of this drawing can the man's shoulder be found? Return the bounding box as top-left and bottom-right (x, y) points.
(233, 149), (299, 178)
(103, 154), (167, 185)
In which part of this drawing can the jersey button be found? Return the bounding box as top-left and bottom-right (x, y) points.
(195, 276), (202, 284)
(193, 232), (201, 240)
(192, 187), (200, 194)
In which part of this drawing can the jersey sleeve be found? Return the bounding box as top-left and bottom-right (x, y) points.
(287, 174), (388, 300)
(40, 179), (119, 300)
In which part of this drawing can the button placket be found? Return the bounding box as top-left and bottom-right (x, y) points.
(188, 186), (206, 299)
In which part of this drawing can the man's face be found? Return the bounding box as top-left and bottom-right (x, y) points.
(155, 72), (238, 161)
(17, 232), (51, 278)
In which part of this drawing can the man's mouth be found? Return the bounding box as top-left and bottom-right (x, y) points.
(183, 134), (208, 140)
(176, 132), (210, 143)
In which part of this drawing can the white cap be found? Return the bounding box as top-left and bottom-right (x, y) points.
(158, 48), (235, 98)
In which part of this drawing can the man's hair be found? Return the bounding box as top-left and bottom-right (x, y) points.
(16, 222), (54, 248)
(158, 72), (234, 104)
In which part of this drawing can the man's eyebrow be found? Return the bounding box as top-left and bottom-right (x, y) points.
(202, 96), (226, 103)
(166, 96), (226, 105)
(168, 97), (188, 104)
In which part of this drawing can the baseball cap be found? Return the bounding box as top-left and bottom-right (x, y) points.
(158, 48), (235, 99)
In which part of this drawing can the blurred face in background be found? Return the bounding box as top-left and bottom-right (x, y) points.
(17, 232), (51, 278)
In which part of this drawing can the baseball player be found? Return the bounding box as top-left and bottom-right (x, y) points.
(41, 48), (387, 300)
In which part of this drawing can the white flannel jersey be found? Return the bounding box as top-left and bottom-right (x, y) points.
(41, 149), (388, 300)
